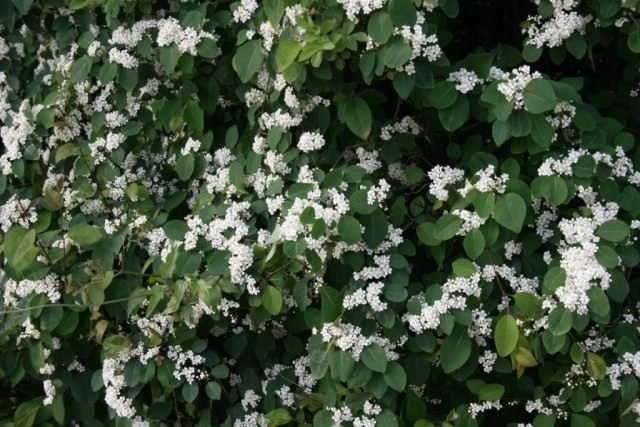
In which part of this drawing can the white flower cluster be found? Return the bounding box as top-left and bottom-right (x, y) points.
(327, 400), (381, 426)
(297, 131), (326, 152)
(3, 274), (61, 307)
(342, 281), (388, 312)
(108, 17), (217, 65)
(181, 137), (201, 155)
(353, 255), (392, 281)
(462, 164), (509, 196)
(448, 68), (484, 94)
(504, 240), (522, 260)
(108, 47), (138, 68)
(337, 0), (387, 21)
(380, 116), (422, 141)
(607, 352), (640, 390)
(468, 401), (503, 418)
(0, 100), (35, 174)
(403, 271), (483, 333)
(0, 195), (38, 232)
(427, 165), (465, 201)
(167, 346), (206, 383)
(468, 309), (493, 346)
(546, 101), (576, 130)
(538, 146), (640, 184)
(356, 147), (382, 173)
(478, 350), (498, 373)
(233, 413), (269, 427)
(366, 179), (391, 206)
(18, 318), (40, 343)
(555, 206), (616, 313)
(524, 0), (592, 49)
(490, 65), (542, 110)
(103, 354), (138, 418)
(319, 321), (402, 361)
(43, 379), (56, 406)
(240, 389), (261, 410)
(393, 12), (443, 74)
(134, 313), (175, 338)
(452, 209), (486, 236)
(184, 201), (256, 292)
(232, 0), (259, 23)
(292, 356), (318, 393)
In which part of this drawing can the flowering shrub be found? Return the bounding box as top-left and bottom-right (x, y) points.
(1, 0), (640, 426)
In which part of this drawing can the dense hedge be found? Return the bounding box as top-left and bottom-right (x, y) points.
(1, 0), (640, 426)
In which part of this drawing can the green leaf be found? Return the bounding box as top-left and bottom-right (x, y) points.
(628, 29), (640, 53)
(14, 399), (40, 427)
(308, 335), (330, 379)
(514, 292), (542, 317)
(514, 346), (538, 367)
(384, 362), (407, 392)
(159, 45), (180, 74)
(266, 409), (293, 426)
(320, 286), (341, 321)
(337, 215), (361, 244)
(463, 229), (485, 259)
(176, 154), (195, 181)
(368, 12), (394, 44)
(543, 266), (566, 294)
(530, 114), (554, 147)
(548, 306), (572, 336)
(68, 0), (93, 9)
(597, 219), (629, 243)
(532, 175), (568, 206)
(36, 108), (55, 128)
(343, 97), (372, 139)
(329, 351), (355, 382)
(388, 0), (417, 26)
(181, 382), (199, 403)
(4, 227), (39, 273)
(362, 343), (387, 373)
(452, 258), (476, 277)
(428, 81), (458, 109)
(262, 285), (283, 315)
(102, 335), (132, 358)
(586, 352), (607, 381)
(439, 95), (470, 131)
(232, 40), (265, 83)
(185, 102), (204, 134)
(494, 193), (527, 233)
(440, 326), (471, 373)
(507, 110), (532, 137)
(477, 383), (505, 401)
(494, 314), (519, 357)
(433, 214), (461, 240)
(383, 37), (413, 69)
(98, 61), (117, 83)
(595, 245), (619, 268)
(55, 143), (80, 163)
(197, 38), (218, 58)
(417, 221), (440, 246)
(587, 286), (610, 317)
(523, 78), (557, 114)
(360, 208), (389, 248)
(276, 39), (301, 72)
(393, 72), (415, 99)
(70, 56), (92, 83)
(205, 382), (221, 400)
(571, 414), (595, 427)
(163, 220), (189, 241)
(492, 120), (510, 146)
(68, 223), (103, 247)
